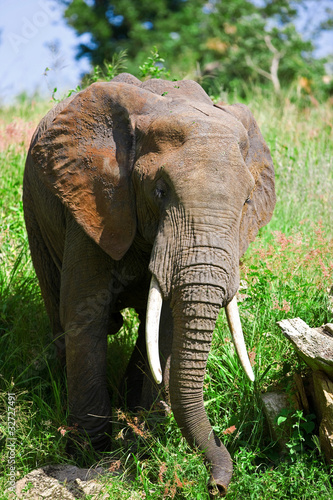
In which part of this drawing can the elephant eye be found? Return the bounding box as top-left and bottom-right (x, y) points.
(244, 197), (251, 205)
(154, 179), (168, 201)
(154, 187), (166, 199)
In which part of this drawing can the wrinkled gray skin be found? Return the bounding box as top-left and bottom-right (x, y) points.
(23, 73), (275, 496)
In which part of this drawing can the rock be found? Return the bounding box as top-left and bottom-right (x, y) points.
(312, 370), (333, 464)
(11, 464), (111, 499)
(277, 318), (333, 380)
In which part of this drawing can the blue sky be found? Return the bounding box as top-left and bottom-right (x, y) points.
(0, 0), (332, 104)
(0, 0), (91, 103)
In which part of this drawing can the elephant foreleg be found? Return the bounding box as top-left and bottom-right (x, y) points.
(60, 216), (115, 450)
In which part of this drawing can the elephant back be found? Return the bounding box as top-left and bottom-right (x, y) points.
(141, 78), (213, 106)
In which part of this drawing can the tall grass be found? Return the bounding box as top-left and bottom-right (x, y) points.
(0, 87), (332, 498)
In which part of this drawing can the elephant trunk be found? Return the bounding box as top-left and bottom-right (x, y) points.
(147, 210), (254, 495)
(160, 254), (234, 496)
(170, 288), (232, 495)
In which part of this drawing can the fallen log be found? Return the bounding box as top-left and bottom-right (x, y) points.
(277, 318), (333, 380)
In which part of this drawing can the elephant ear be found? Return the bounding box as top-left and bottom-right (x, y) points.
(215, 103), (276, 257)
(31, 82), (140, 261)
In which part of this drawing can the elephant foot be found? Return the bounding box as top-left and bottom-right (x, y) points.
(65, 429), (111, 466)
(65, 419), (112, 460)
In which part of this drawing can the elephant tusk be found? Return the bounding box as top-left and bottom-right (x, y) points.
(146, 275), (163, 384)
(225, 296), (255, 382)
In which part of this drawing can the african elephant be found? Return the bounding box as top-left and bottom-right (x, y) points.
(23, 73), (275, 496)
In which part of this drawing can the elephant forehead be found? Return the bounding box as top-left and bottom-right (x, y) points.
(137, 114), (191, 153)
(170, 137), (250, 177)
(137, 113), (248, 161)
(136, 135), (252, 188)
(193, 118), (249, 155)
(184, 152), (253, 208)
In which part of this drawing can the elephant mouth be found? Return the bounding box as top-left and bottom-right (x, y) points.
(145, 274), (255, 385)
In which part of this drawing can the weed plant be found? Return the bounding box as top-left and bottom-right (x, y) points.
(0, 74), (332, 498)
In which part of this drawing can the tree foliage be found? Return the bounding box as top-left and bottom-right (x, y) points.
(61, 0), (333, 97)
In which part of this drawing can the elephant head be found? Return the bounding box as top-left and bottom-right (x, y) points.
(29, 73), (275, 496)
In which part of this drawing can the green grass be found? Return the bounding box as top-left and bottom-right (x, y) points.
(0, 87), (332, 498)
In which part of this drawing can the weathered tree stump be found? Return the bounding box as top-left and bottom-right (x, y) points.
(260, 391), (298, 449)
(277, 318), (333, 464)
(312, 370), (333, 463)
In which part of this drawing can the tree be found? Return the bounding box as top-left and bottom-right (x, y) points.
(61, 0), (332, 96)
(197, 0), (323, 94)
(61, 0), (205, 70)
